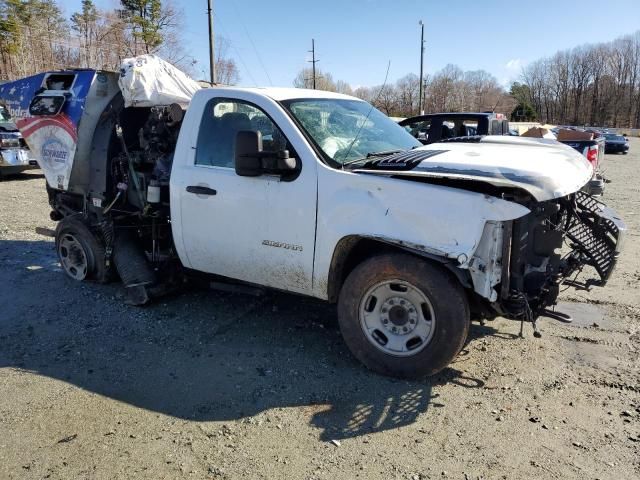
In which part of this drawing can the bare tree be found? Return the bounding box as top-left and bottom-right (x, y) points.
(0, 0), (239, 83)
(521, 31), (640, 128)
(298, 66), (511, 118)
(293, 67), (339, 91)
(395, 73), (420, 115)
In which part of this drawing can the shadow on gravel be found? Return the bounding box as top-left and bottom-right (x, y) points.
(0, 171), (44, 181)
(467, 323), (520, 341)
(0, 239), (487, 441)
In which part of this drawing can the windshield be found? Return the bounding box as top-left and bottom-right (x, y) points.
(604, 133), (623, 140)
(282, 98), (421, 165)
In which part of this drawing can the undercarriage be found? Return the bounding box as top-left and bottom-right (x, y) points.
(47, 102), (183, 304)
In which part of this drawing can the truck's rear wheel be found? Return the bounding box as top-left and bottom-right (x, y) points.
(337, 253), (469, 379)
(55, 218), (109, 283)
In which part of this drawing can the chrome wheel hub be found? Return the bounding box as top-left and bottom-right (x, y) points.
(359, 280), (436, 357)
(380, 296), (419, 335)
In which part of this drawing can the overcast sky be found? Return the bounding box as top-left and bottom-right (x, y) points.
(60, 0), (640, 87)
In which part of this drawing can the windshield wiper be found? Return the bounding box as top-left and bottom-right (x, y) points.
(342, 149), (403, 167)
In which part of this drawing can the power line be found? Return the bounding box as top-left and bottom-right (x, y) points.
(211, 11), (258, 86)
(228, 1), (272, 86)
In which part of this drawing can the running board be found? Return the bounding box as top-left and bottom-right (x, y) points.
(209, 281), (265, 297)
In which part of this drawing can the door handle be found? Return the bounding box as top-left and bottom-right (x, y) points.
(186, 185), (217, 196)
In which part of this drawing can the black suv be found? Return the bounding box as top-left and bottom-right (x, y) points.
(399, 112), (511, 144)
(603, 133), (629, 154)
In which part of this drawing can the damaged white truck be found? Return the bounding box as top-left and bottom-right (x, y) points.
(0, 59), (625, 379)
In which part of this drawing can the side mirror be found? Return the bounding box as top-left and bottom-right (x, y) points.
(29, 94), (66, 116)
(235, 130), (297, 177)
(235, 130), (263, 177)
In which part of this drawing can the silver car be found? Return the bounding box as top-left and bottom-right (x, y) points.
(0, 105), (37, 178)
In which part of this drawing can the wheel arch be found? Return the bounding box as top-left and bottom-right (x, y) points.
(326, 235), (472, 303)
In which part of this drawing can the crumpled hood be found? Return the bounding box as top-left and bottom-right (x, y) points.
(355, 136), (594, 201)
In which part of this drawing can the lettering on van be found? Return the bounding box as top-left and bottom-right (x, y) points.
(41, 138), (69, 168)
(262, 240), (303, 252)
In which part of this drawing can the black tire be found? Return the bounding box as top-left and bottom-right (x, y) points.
(55, 217), (110, 283)
(337, 253), (470, 379)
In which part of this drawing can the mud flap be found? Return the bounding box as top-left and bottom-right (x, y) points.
(113, 232), (156, 305)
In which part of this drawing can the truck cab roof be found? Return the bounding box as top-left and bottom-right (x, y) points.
(200, 86), (361, 102)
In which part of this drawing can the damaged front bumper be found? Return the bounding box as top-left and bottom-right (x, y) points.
(562, 191), (625, 289)
(0, 147), (38, 174)
(486, 191), (626, 321)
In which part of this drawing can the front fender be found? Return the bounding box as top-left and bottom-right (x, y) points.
(312, 166), (530, 299)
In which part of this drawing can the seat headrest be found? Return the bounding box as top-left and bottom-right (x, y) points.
(220, 112), (252, 131)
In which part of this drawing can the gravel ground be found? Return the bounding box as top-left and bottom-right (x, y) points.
(0, 141), (638, 480)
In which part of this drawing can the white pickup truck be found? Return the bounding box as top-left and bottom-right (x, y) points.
(0, 68), (625, 379)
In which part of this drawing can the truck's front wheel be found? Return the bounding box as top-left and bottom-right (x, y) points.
(337, 253), (469, 379)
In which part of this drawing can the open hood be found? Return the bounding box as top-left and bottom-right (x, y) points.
(353, 136), (594, 201)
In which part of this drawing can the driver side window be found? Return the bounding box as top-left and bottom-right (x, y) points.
(195, 98), (291, 168)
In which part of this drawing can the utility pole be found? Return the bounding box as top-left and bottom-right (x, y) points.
(207, 0), (216, 84)
(418, 20), (425, 115)
(308, 39), (318, 89)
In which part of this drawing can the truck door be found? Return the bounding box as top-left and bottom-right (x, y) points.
(172, 94), (318, 294)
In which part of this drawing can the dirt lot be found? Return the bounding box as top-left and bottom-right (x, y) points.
(0, 140), (638, 480)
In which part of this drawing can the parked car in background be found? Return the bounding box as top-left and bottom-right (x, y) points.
(399, 112), (510, 144)
(603, 133), (629, 154)
(555, 129), (606, 196)
(0, 104), (37, 178)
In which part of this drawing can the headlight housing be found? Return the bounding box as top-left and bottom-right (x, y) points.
(0, 135), (21, 148)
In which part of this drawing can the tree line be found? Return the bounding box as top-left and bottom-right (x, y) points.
(2, 2), (638, 128)
(518, 31), (640, 128)
(0, 0), (239, 83)
(293, 31), (640, 127)
(294, 64), (514, 118)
